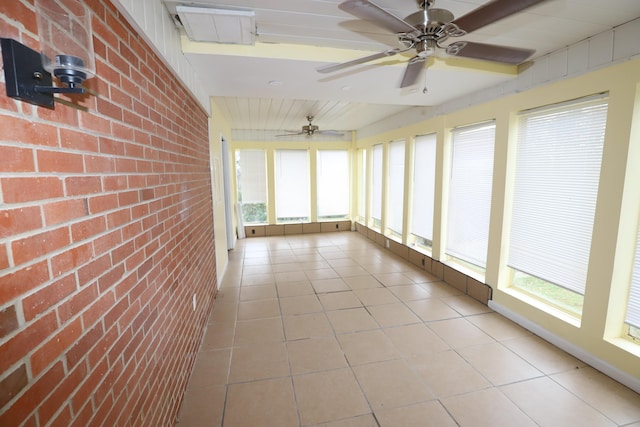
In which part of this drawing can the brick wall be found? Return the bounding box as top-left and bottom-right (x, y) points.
(0, 1), (217, 425)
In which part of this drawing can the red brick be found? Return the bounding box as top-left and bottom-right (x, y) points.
(37, 103), (79, 128)
(12, 226), (70, 266)
(0, 304), (19, 339)
(0, 362), (65, 427)
(0, 260), (50, 306)
(0, 206), (42, 238)
(43, 199), (87, 226)
(0, 145), (34, 172)
(107, 209), (131, 229)
(93, 229), (122, 256)
(0, 312), (58, 375)
(0, 364), (28, 409)
(50, 243), (93, 278)
(78, 109), (111, 135)
(37, 150), (84, 173)
(57, 284), (98, 324)
(0, 1), (37, 36)
(23, 274), (77, 321)
(65, 175), (102, 196)
(84, 154), (115, 173)
(77, 254), (112, 287)
(1, 115), (58, 146)
(118, 190), (139, 207)
(31, 317), (83, 376)
(60, 128), (100, 152)
(88, 193), (118, 214)
(71, 216), (107, 242)
(82, 291), (116, 330)
(48, 405), (72, 427)
(97, 98), (123, 121)
(0, 176), (64, 203)
(0, 244), (8, 270)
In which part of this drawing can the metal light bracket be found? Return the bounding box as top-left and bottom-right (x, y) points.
(1, 38), (85, 109)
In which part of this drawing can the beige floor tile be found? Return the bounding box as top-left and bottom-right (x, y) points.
(332, 265), (369, 277)
(354, 288), (399, 306)
(305, 268), (340, 280)
(283, 313), (334, 340)
(275, 270), (309, 283)
(276, 280), (315, 297)
(280, 294), (323, 315)
(353, 359), (434, 409)
(551, 366), (640, 425)
(374, 272), (415, 286)
(408, 350), (491, 397)
(318, 291), (362, 311)
(187, 348), (231, 388)
(201, 322), (234, 349)
(243, 256), (271, 265)
(342, 275), (383, 290)
(360, 262), (404, 274)
(234, 317), (284, 345)
(327, 307), (379, 334)
(228, 342), (289, 383)
(272, 262), (304, 273)
(208, 301), (238, 323)
(236, 299), (281, 321)
(442, 294), (493, 315)
(367, 302), (421, 327)
(176, 385), (225, 426)
(293, 369), (370, 425)
(239, 284), (277, 301)
(466, 312), (532, 341)
(337, 330), (399, 365)
(405, 298), (461, 322)
(457, 342), (543, 386)
(375, 401), (457, 427)
(224, 377), (299, 427)
(427, 318), (495, 349)
(241, 274), (276, 286)
(287, 337), (348, 374)
(442, 388), (537, 427)
(213, 287), (239, 303)
(383, 323), (450, 358)
(419, 281), (462, 298)
(403, 270), (441, 284)
(300, 261), (331, 270)
(310, 414), (378, 427)
(243, 265), (273, 275)
(326, 258), (361, 268)
(387, 284), (431, 301)
(500, 376), (616, 426)
(502, 334), (585, 374)
(311, 278), (351, 293)
(271, 255), (299, 264)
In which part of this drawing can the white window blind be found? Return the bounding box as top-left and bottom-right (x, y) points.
(627, 224), (640, 328)
(371, 144), (383, 222)
(508, 96), (608, 295)
(236, 149), (267, 223)
(275, 149), (310, 222)
(411, 134), (437, 242)
(446, 122), (495, 267)
(358, 149), (366, 221)
(387, 140), (405, 234)
(317, 150), (349, 219)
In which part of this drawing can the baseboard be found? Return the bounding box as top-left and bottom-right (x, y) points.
(489, 300), (640, 394)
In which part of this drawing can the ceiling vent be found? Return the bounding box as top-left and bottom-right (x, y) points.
(176, 5), (256, 45)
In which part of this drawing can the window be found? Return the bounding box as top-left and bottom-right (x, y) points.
(371, 144), (383, 230)
(446, 122), (495, 269)
(625, 222), (640, 339)
(235, 149), (267, 223)
(411, 134), (437, 248)
(275, 149), (310, 223)
(387, 140), (405, 237)
(509, 95), (608, 315)
(357, 149), (366, 222)
(317, 150), (349, 220)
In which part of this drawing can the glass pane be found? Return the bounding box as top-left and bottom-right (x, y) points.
(318, 150), (349, 220)
(275, 149), (309, 222)
(387, 140), (405, 235)
(236, 149), (267, 223)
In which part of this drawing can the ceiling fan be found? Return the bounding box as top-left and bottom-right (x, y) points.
(318, 0), (547, 88)
(276, 115), (345, 137)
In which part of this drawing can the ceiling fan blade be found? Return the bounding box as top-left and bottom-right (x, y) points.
(446, 41), (534, 64)
(450, 0), (547, 34)
(318, 130), (345, 136)
(400, 57), (425, 88)
(317, 48), (401, 74)
(276, 131), (305, 137)
(339, 0), (418, 34)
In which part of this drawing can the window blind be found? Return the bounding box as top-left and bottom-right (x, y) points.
(371, 144), (383, 221)
(317, 150), (349, 219)
(358, 149), (366, 221)
(508, 96), (608, 295)
(446, 122), (495, 267)
(275, 149), (310, 222)
(237, 149), (266, 204)
(411, 134), (437, 241)
(387, 140), (405, 234)
(625, 224), (640, 328)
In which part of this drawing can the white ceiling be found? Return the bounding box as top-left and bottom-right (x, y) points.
(163, 0), (640, 133)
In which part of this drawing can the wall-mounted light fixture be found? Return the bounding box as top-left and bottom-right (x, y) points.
(1, 0), (95, 109)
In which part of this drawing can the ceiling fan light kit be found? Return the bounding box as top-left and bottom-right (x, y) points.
(319, 0), (546, 88)
(276, 115), (345, 138)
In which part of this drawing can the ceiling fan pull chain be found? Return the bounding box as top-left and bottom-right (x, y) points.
(422, 67), (428, 94)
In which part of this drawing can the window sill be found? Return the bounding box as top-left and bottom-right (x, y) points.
(501, 286), (582, 328)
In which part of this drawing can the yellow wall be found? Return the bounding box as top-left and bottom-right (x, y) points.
(355, 59), (640, 381)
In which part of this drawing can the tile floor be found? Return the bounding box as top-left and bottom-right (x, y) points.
(176, 232), (640, 427)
